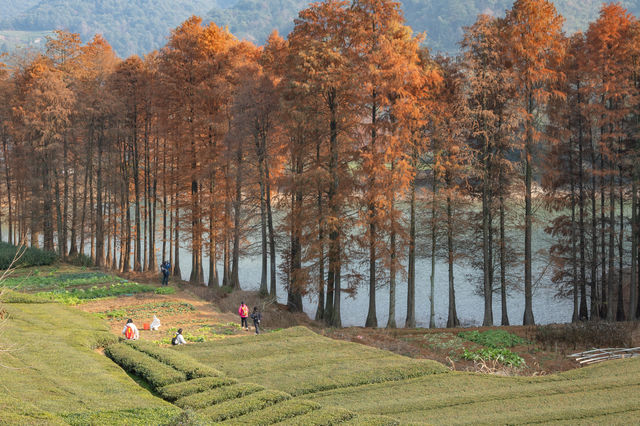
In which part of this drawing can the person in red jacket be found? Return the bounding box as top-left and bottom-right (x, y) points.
(238, 301), (249, 330)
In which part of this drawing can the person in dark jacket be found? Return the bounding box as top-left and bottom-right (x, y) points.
(160, 260), (170, 286)
(250, 306), (262, 335)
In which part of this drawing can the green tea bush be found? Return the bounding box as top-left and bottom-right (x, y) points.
(105, 343), (186, 388)
(175, 383), (264, 409)
(461, 348), (525, 367)
(37, 282), (174, 304)
(125, 340), (221, 379)
(157, 377), (237, 402)
(458, 330), (528, 349)
(0, 242), (57, 269)
(225, 399), (320, 425)
(198, 389), (291, 422)
(63, 407), (182, 426)
(275, 406), (354, 425)
(294, 362), (448, 396)
(341, 415), (400, 425)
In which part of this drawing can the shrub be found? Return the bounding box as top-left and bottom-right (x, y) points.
(0, 242), (57, 269)
(66, 253), (94, 267)
(198, 389), (291, 422)
(534, 322), (635, 350)
(63, 407), (182, 426)
(224, 399), (320, 425)
(125, 340), (221, 379)
(158, 377), (237, 402)
(275, 406), (355, 425)
(105, 343), (186, 388)
(458, 330), (528, 349)
(175, 383), (264, 409)
(461, 348), (525, 367)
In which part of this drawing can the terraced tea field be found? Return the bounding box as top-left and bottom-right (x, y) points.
(1, 267), (639, 424)
(180, 327), (640, 424)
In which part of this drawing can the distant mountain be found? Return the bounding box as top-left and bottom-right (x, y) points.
(206, 0), (640, 53)
(1, 0), (640, 57)
(0, 0), (215, 56)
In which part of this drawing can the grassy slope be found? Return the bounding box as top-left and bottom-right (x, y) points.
(0, 302), (177, 424)
(182, 327), (640, 424)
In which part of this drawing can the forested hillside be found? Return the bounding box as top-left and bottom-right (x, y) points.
(1, 0), (640, 56)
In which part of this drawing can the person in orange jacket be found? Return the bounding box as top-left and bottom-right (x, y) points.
(238, 301), (249, 330)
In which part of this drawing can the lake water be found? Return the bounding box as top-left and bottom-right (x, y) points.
(168, 250), (573, 328)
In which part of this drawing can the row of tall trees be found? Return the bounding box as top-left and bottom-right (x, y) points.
(0, 0), (638, 327)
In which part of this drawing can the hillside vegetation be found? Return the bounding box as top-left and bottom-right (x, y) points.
(1, 269), (639, 424)
(2, 0), (640, 56)
(0, 301), (179, 424)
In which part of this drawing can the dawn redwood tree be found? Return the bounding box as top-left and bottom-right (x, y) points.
(287, 0), (359, 326)
(504, 0), (565, 325)
(350, 0), (422, 328)
(461, 14), (516, 326)
(14, 57), (75, 252)
(586, 4), (635, 321)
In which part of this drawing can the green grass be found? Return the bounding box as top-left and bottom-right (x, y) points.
(1, 270), (124, 291)
(0, 302), (178, 424)
(37, 282), (174, 304)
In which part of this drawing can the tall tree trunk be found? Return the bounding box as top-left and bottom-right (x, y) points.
(172, 160), (181, 278)
(54, 170), (63, 255)
(482, 134), (493, 326)
(68, 162), (78, 256)
(578, 95), (588, 320)
(258, 147), (268, 295)
(387, 192), (397, 329)
(600, 151), (607, 318)
(266, 159), (277, 298)
(523, 92), (535, 325)
(95, 127), (104, 267)
(446, 190), (459, 328)
(429, 171), (437, 329)
(631, 173), (638, 319)
(406, 156), (416, 328)
(365, 96), (377, 328)
(569, 141), (579, 323)
(326, 88), (341, 327)
(230, 141), (243, 290)
(590, 130), (599, 319)
(616, 156), (625, 321)
(315, 156), (325, 321)
(2, 135), (12, 246)
(607, 158), (615, 321)
(61, 135), (69, 257)
(499, 190), (509, 326)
